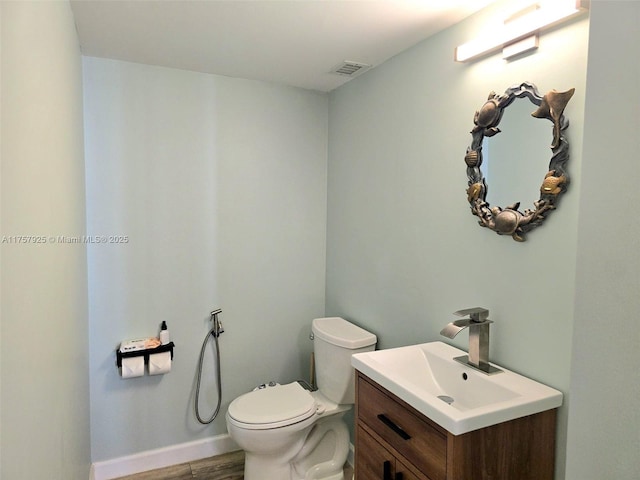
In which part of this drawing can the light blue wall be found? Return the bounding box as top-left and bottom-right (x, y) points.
(326, 2), (589, 478)
(83, 58), (328, 461)
(565, 2), (640, 478)
(0, 2), (90, 478)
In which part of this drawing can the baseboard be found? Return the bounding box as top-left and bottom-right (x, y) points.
(90, 433), (239, 480)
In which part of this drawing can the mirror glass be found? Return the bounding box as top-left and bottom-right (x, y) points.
(482, 98), (550, 208)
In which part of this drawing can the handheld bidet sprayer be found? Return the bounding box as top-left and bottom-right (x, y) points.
(195, 308), (224, 424)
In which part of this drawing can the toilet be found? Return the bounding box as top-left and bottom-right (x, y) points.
(226, 317), (377, 480)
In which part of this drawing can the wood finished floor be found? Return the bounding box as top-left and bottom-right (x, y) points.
(114, 450), (354, 480)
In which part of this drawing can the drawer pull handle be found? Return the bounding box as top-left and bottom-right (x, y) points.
(383, 460), (392, 480)
(395, 473), (404, 480)
(377, 414), (411, 440)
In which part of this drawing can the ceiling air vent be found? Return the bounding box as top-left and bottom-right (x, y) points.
(331, 61), (372, 77)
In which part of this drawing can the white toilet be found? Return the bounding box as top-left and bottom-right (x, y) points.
(226, 317), (377, 480)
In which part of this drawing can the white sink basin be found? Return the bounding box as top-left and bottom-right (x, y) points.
(351, 341), (562, 435)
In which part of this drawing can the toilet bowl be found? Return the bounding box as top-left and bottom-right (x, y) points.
(226, 317), (376, 480)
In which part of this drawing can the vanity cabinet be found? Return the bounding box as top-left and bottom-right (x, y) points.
(355, 371), (557, 480)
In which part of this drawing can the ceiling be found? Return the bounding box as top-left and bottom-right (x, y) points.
(70, 0), (497, 92)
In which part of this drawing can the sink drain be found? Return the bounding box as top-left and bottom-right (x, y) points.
(438, 395), (454, 405)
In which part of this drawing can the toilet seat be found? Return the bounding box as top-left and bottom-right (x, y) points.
(227, 382), (317, 430)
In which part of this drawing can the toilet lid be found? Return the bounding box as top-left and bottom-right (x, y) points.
(228, 382), (316, 428)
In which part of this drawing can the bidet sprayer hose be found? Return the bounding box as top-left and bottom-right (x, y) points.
(195, 309), (224, 424)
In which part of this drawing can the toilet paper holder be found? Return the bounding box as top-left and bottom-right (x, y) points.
(116, 342), (175, 369)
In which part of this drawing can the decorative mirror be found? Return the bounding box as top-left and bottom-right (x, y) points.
(464, 82), (575, 241)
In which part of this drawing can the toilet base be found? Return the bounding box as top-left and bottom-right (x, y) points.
(244, 457), (344, 480)
(244, 453), (295, 480)
(291, 415), (349, 480)
(240, 414), (350, 480)
(310, 472), (344, 480)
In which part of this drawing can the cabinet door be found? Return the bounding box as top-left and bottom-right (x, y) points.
(395, 458), (428, 480)
(356, 425), (396, 480)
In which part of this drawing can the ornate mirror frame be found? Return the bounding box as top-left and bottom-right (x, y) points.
(464, 82), (575, 241)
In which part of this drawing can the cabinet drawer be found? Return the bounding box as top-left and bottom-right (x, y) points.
(357, 375), (447, 480)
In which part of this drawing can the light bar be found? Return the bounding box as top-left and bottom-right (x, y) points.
(455, 0), (589, 62)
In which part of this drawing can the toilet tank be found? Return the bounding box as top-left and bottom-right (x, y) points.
(312, 317), (377, 404)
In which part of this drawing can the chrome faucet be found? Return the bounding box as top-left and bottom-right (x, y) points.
(440, 307), (502, 375)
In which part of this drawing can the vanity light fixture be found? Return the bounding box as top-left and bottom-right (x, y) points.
(455, 0), (589, 62)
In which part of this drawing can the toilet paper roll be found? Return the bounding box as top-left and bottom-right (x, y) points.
(121, 356), (144, 379)
(148, 351), (172, 375)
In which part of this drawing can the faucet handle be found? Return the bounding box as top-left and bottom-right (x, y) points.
(454, 307), (489, 322)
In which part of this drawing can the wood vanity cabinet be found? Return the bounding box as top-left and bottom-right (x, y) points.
(355, 371), (557, 480)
